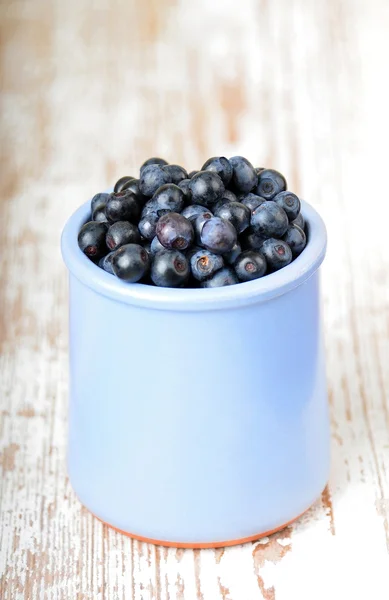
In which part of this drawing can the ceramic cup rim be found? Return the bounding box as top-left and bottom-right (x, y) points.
(61, 198), (327, 311)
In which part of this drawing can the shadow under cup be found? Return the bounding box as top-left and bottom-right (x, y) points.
(61, 199), (329, 548)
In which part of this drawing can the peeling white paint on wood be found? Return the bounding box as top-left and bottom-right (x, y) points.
(0, 0), (389, 598)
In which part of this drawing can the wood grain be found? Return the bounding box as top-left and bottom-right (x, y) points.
(1, 0), (388, 598)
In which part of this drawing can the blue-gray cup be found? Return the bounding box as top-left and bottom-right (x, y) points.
(61, 199), (329, 548)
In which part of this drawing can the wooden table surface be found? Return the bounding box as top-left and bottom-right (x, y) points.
(1, 1), (388, 598)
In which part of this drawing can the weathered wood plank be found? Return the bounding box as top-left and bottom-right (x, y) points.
(1, 0), (388, 598)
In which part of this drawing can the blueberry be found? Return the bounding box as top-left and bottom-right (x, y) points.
(188, 171), (225, 207)
(91, 192), (110, 212)
(200, 217), (237, 255)
(162, 164), (188, 185)
(193, 211), (214, 243)
(111, 243), (150, 282)
(229, 156), (258, 193)
(214, 201), (250, 234)
(99, 251), (115, 274)
(260, 238), (292, 272)
(255, 167), (265, 175)
(224, 242), (242, 265)
(78, 221), (108, 262)
(292, 212), (305, 230)
(182, 204), (212, 222)
(274, 191), (301, 221)
(92, 206), (109, 223)
(190, 249), (224, 282)
(156, 212), (194, 250)
(139, 164), (172, 197)
(251, 201), (289, 238)
(152, 183), (185, 213)
(188, 170), (199, 178)
(200, 267), (238, 288)
(151, 250), (189, 287)
(234, 250), (267, 282)
(222, 189), (238, 203)
(240, 193), (266, 214)
(120, 177), (143, 199)
(150, 236), (166, 256)
(105, 190), (141, 223)
(114, 176), (135, 193)
(282, 224), (306, 258)
(239, 227), (267, 252)
(138, 213), (160, 240)
(255, 169), (286, 200)
(141, 199), (161, 217)
(143, 241), (151, 254)
(140, 157), (169, 171)
(201, 156), (233, 186)
(106, 221), (141, 251)
(178, 178), (192, 201)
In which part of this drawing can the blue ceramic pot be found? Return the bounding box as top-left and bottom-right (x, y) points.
(61, 199), (329, 548)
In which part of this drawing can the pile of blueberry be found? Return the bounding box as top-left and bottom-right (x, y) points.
(78, 157), (307, 288)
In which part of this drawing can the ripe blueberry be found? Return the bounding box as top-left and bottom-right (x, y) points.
(193, 211), (213, 243)
(139, 164), (172, 197)
(92, 205), (108, 223)
(292, 212), (305, 231)
(274, 191), (301, 221)
(190, 249), (224, 282)
(119, 178), (143, 200)
(229, 156), (258, 193)
(260, 238), (292, 272)
(234, 250), (267, 282)
(114, 176), (135, 193)
(152, 183), (185, 213)
(200, 267), (238, 288)
(214, 201), (250, 234)
(282, 224), (306, 257)
(140, 157), (169, 171)
(251, 201), (289, 238)
(78, 221), (108, 261)
(200, 217), (237, 255)
(221, 189), (238, 203)
(150, 236), (166, 256)
(201, 156), (233, 186)
(181, 204), (212, 222)
(224, 241), (242, 265)
(188, 171), (225, 207)
(178, 178), (192, 201)
(156, 212), (194, 250)
(240, 227), (267, 252)
(99, 251), (115, 274)
(112, 244), (150, 282)
(255, 169), (286, 200)
(151, 250), (189, 287)
(138, 213), (160, 240)
(105, 190), (141, 223)
(106, 221), (141, 251)
(162, 164), (188, 185)
(141, 199), (159, 217)
(240, 193), (266, 214)
(91, 192), (110, 212)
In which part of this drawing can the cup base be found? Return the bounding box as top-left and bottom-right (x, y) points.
(79, 492), (325, 548)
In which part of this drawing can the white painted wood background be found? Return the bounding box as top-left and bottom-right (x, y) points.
(0, 0), (388, 598)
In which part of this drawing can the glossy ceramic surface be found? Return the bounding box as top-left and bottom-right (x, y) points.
(61, 199), (329, 546)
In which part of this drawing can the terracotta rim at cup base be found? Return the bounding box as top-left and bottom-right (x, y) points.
(78, 489), (326, 549)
